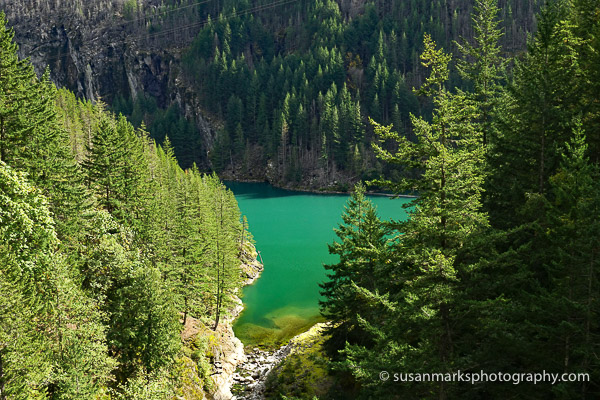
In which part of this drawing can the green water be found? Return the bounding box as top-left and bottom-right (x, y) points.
(227, 182), (411, 348)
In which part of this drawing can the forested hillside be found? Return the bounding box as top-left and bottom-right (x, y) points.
(117, 0), (539, 187)
(172, 0), (538, 186)
(1, 0), (540, 188)
(318, 0), (600, 398)
(3, 0), (598, 397)
(0, 13), (251, 398)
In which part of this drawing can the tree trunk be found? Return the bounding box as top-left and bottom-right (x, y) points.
(0, 118), (5, 162)
(0, 350), (5, 400)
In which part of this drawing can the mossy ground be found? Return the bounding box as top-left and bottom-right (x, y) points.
(263, 323), (334, 399)
(176, 319), (221, 398)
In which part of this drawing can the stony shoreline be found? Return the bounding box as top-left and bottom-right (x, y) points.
(207, 246), (264, 400)
(206, 244), (329, 400)
(223, 176), (416, 198)
(231, 344), (294, 399)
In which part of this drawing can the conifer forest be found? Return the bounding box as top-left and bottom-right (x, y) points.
(0, 0), (599, 399)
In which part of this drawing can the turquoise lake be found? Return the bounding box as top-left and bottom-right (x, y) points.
(226, 182), (411, 348)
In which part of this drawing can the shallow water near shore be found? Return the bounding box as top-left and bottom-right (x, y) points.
(226, 182), (410, 348)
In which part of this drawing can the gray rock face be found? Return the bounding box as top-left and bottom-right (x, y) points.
(1, 0), (215, 160)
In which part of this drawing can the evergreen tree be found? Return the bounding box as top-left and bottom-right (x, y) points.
(455, 0), (506, 147)
(205, 175), (242, 330)
(538, 124), (600, 396)
(83, 114), (126, 214)
(320, 183), (391, 352)
(173, 168), (209, 325)
(48, 256), (116, 400)
(0, 11), (38, 165)
(0, 12), (254, 395)
(0, 161), (56, 400)
(345, 35), (487, 398)
(0, 16), (87, 242)
(0, 162), (114, 399)
(487, 1), (582, 228)
(110, 262), (180, 380)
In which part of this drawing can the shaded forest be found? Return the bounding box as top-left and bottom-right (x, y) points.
(318, 0), (600, 398)
(109, 0), (540, 186)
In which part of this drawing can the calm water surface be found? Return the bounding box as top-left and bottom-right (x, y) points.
(226, 182), (411, 348)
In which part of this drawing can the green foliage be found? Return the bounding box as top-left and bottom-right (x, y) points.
(180, 0), (423, 181)
(455, 0), (506, 146)
(536, 123), (600, 393)
(165, 0), (539, 184)
(122, 0), (137, 21)
(265, 325), (332, 400)
(0, 12), (87, 241)
(320, 183), (391, 352)
(0, 162), (56, 399)
(487, 0), (584, 228)
(111, 369), (175, 400)
(113, 95), (202, 170)
(47, 257), (116, 400)
(203, 174), (244, 329)
(0, 162), (115, 399)
(0, 12), (250, 397)
(321, 1), (600, 398)
(344, 36), (487, 398)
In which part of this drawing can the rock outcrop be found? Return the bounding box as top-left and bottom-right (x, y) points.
(0, 0), (217, 164)
(207, 245), (263, 400)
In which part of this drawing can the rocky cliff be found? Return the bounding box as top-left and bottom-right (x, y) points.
(1, 0), (218, 156)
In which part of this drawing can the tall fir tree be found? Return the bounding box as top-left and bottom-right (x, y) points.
(320, 183), (391, 353)
(344, 35), (487, 399)
(487, 0), (583, 229)
(455, 0), (506, 147)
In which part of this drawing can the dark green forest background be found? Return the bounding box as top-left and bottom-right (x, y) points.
(112, 0), (539, 187)
(315, 0), (600, 398)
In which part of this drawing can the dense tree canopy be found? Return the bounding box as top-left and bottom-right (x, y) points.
(2, 0), (600, 397)
(321, 1), (600, 398)
(0, 12), (251, 398)
(109, 0), (540, 188)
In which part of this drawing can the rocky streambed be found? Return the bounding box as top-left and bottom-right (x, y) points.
(231, 323), (331, 400)
(231, 344), (293, 399)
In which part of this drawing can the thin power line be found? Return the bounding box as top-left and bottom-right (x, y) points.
(22, 0), (214, 56)
(33, 0), (301, 65)
(124, 0), (213, 25)
(140, 0), (300, 42)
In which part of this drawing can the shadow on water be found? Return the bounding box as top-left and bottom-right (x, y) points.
(224, 181), (299, 199)
(223, 181), (358, 200)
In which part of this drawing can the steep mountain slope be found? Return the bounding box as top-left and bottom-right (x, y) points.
(1, 0), (538, 184)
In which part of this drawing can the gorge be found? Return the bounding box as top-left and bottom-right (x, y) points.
(2, 0), (598, 398)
